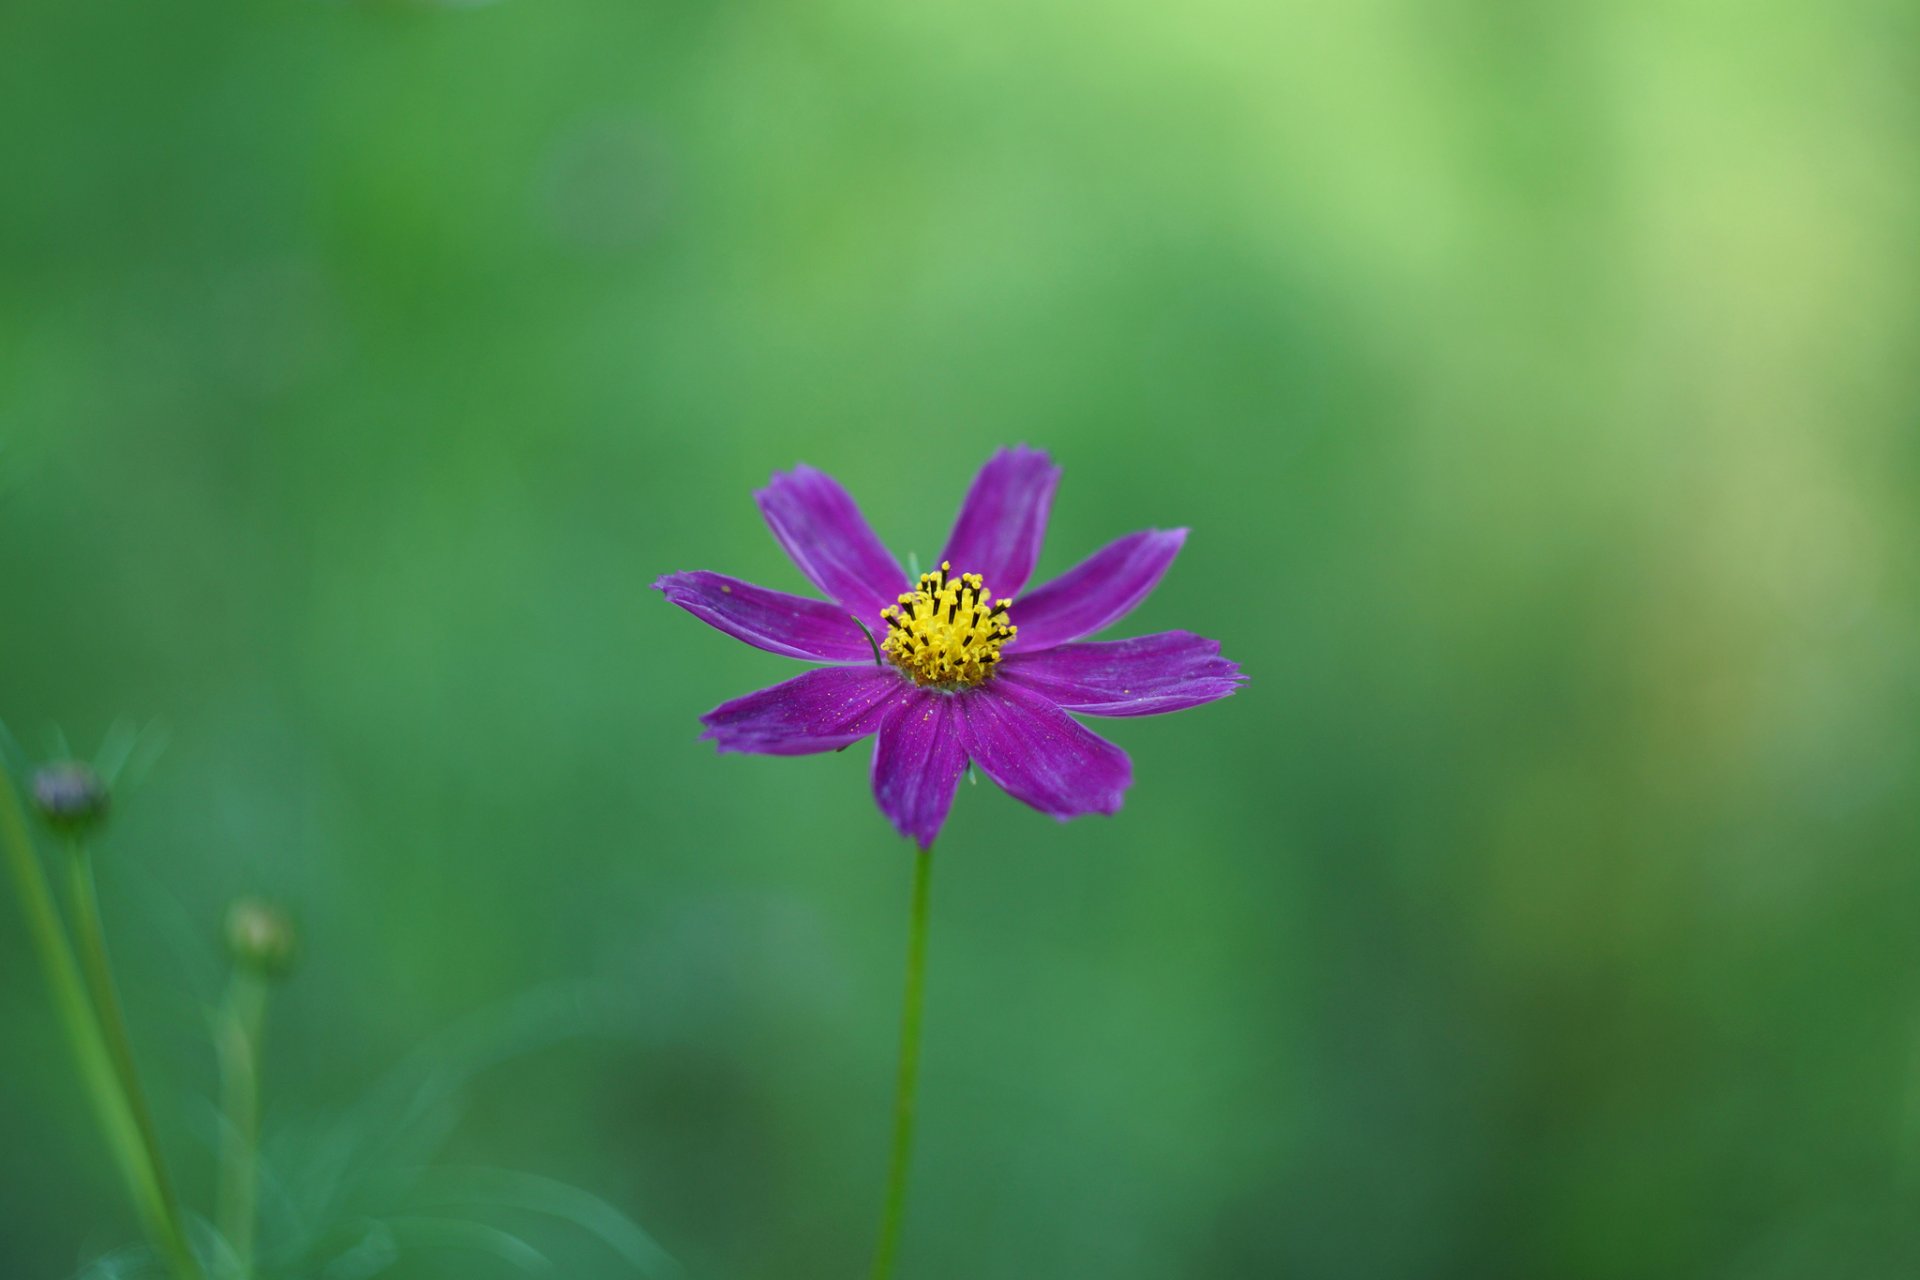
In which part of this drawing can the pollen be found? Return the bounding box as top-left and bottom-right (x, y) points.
(880, 561), (1015, 688)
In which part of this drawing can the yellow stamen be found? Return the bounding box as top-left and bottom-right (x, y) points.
(879, 560), (1015, 689)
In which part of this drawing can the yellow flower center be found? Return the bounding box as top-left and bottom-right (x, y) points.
(880, 561), (1015, 688)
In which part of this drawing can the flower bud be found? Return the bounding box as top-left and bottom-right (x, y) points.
(226, 898), (298, 978)
(31, 762), (110, 835)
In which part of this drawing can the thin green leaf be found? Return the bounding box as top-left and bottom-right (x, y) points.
(379, 1215), (550, 1273)
(118, 720), (171, 789)
(92, 719), (141, 786)
(286, 985), (632, 1242)
(401, 1166), (685, 1278)
(317, 1218), (398, 1280)
(69, 1247), (165, 1279)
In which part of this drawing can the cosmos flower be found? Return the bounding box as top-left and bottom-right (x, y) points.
(656, 447), (1245, 849)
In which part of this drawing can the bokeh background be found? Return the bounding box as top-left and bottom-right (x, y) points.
(4, 0), (1918, 1275)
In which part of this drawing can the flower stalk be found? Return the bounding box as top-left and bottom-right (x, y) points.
(868, 846), (934, 1280)
(0, 768), (203, 1279)
(214, 966), (268, 1279)
(65, 839), (196, 1270)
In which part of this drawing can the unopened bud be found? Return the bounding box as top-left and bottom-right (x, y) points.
(226, 898), (298, 978)
(31, 762), (110, 835)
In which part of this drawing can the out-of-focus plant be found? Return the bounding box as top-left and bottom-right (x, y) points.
(1, 727), (681, 1279)
(213, 897), (296, 1279)
(1, 744), (203, 1279)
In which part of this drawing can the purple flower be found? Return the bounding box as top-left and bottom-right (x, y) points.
(657, 447), (1245, 849)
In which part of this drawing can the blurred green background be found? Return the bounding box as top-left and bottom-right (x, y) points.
(4, 0), (1918, 1275)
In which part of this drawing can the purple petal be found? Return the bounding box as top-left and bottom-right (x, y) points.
(1008, 528), (1187, 652)
(756, 465), (907, 622)
(870, 690), (969, 849)
(939, 446), (1061, 597)
(656, 571), (873, 663)
(1000, 631), (1245, 716)
(956, 680), (1131, 820)
(701, 666), (911, 756)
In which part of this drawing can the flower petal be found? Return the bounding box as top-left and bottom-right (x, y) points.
(656, 571), (874, 663)
(756, 465), (907, 621)
(1007, 528), (1187, 652)
(939, 446), (1061, 597)
(999, 631), (1245, 716)
(870, 690), (969, 849)
(700, 667), (911, 756)
(956, 680), (1132, 820)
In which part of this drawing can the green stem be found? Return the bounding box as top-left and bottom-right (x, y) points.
(66, 842), (198, 1271)
(868, 847), (934, 1280)
(214, 970), (268, 1279)
(0, 772), (203, 1279)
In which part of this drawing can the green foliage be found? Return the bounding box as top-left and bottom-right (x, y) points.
(4, 0), (1919, 1276)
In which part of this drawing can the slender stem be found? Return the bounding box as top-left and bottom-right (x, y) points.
(0, 772), (202, 1279)
(868, 847), (934, 1280)
(214, 970), (268, 1278)
(66, 842), (196, 1266)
